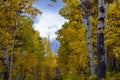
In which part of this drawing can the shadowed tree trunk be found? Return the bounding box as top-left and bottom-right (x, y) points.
(97, 0), (106, 79)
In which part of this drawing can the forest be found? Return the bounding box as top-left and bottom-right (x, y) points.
(0, 0), (120, 80)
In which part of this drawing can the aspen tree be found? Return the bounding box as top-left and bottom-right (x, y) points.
(57, 0), (89, 79)
(81, 0), (95, 75)
(97, 0), (106, 79)
(0, 0), (42, 79)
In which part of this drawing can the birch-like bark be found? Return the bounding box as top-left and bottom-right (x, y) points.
(2, 1), (10, 80)
(85, 17), (95, 75)
(9, 5), (21, 80)
(97, 0), (106, 79)
(81, 0), (95, 75)
(9, 27), (18, 80)
(34, 67), (37, 80)
(3, 47), (9, 80)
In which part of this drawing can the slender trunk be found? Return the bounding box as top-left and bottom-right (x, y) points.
(16, 73), (20, 80)
(112, 56), (120, 70)
(34, 67), (37, 80)
(86, 17), (95, 75)
(9, 28), (17, 80)
(81, 0), (95, 75)
(3, 48), (9, 80)
(9, 8), (20, 79)
(97, 0), (106, 79)
(19, 50), (24, 80)
(2, 1), (9, 80)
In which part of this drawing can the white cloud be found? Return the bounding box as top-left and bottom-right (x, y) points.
(33, 11), (66, 40)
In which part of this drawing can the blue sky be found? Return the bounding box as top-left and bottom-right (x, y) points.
(33, 0), (66, 40)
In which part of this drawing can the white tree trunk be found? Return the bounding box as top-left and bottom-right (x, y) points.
(9, 27), (17, 80)
(97, 0), (106, 79)
(9, 9), (20, 80)
(86, 18), (95, 75)
(3, 47), (9, 80)
(81, 0), (95, 75)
